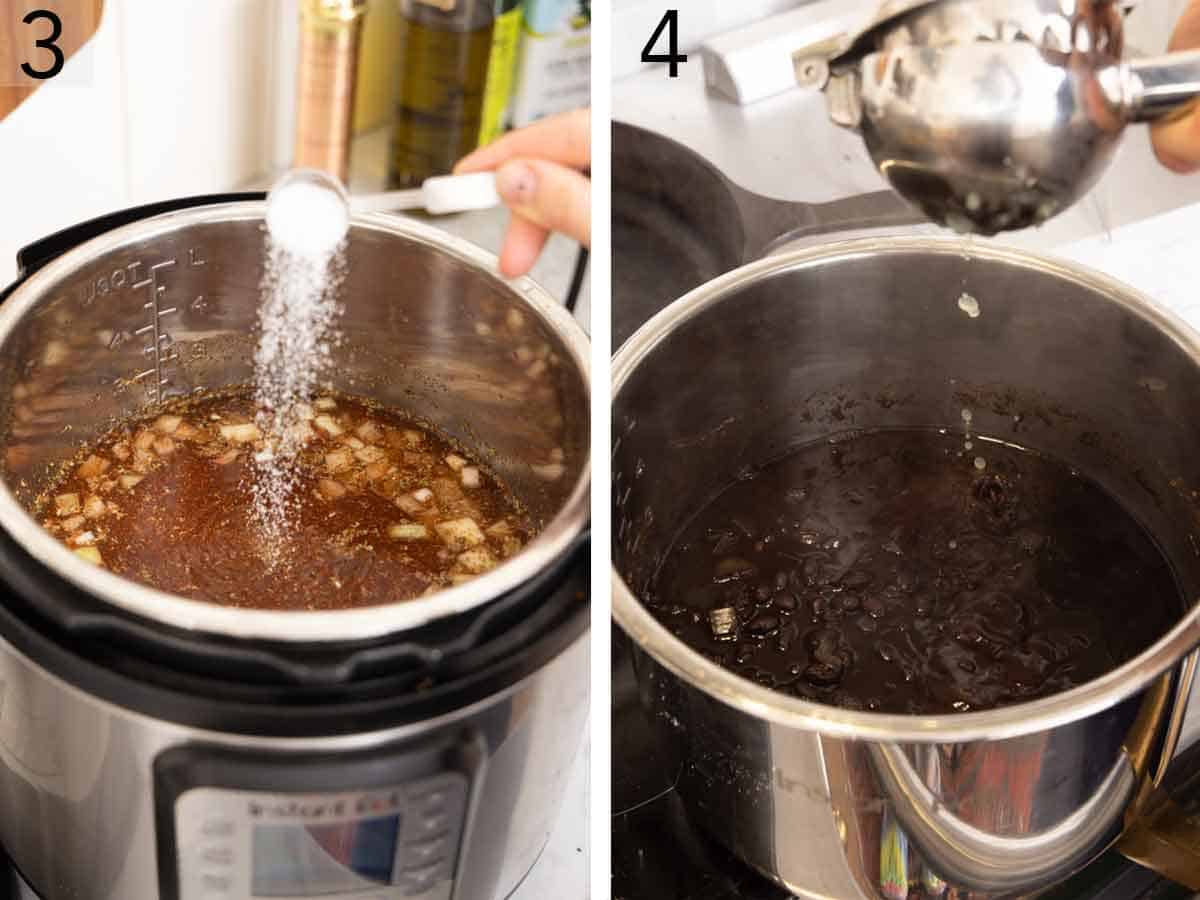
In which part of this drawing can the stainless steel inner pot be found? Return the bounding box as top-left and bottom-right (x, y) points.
(612, 237), (1200, 898)
(0, 203), (590, 642)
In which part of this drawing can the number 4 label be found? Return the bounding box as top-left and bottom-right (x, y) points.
(642, 10), (688, 78)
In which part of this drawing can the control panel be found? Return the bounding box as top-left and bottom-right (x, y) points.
(155, 735), (481, 900)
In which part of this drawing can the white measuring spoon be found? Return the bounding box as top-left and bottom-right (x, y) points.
(266, 169), (503, 253)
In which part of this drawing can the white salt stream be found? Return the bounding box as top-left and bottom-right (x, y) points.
(252, 170), (351, 565)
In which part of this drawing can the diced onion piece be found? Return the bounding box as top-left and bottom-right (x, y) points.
(55, 493), (81, 516)
(456, 547), (497, 574)
(709, 607), (738, 641)
(112, 442), (131, 461)
(412, 487), (434, 503)
(515, 345), (534, 363)
(132, 449), (155, 473)
(343, 436), (365, 450)
(134, 430), (156, 451)
(119, 474), (143, 489)
(325, 449), (353, 473)
(153, 436), (175, 456)
(531, 462), (566, 482)
(487, 520), (513, 537)
(295, 402), (314, 421)
(214, 449), (239, 466)
(77, 454), (110, 480)
(219, 423), (261, 443)
(175, 422), (199, 440)
(313, 415), (343, 436)
(61, 514), (85, 532)
(355, 446), (386, 464)
(388, 523), (430, 541)
(435, 517), (486, 551)
(355, 421), (382, 442)
(153, 414), (182, 434)
(526, 359), (547, 378)
(83, 495), (106, 519)
(460, 466), (481, 489)
(396, 494), (425, 516)
(444, 454), (468, 472)
(317, 478), (347, 500)
(363, 461), (390, 481)
(72, 531), (96, 546)
(403, 429), (424, 445)
(42, 339), (68, 367)
(506, 309), (525, 330)
(314, 397), (337, 410)
(74, 546), (103, 566)
(550, 447), (565, 462)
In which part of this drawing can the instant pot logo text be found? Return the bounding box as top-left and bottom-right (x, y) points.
(247, 790), (404, 820)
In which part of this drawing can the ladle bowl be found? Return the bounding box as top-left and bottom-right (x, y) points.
(820, 0), (1200, 233)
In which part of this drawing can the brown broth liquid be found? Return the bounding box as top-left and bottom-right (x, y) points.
(37, 391), (532, 610)
(646, 430), (1181, 715)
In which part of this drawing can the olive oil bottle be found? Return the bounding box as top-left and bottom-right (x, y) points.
(389, 0), (495, 188)
(478, 0), (523, 146)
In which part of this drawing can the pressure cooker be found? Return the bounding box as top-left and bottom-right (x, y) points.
(613, 237), (1200, 899)
(0, 194), (590, 900)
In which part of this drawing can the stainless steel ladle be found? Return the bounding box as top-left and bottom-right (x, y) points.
(800, 0), (1200, 234)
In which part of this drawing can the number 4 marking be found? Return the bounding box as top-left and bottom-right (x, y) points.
(642, 10), (687, 78)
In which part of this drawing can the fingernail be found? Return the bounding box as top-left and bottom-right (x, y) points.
(495, 162), (537, 205)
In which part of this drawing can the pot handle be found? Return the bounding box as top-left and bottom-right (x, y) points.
(14, 191), (265, 282)
(1118, 652), (1200, 888)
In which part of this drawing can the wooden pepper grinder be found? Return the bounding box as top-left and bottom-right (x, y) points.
(294, 0), (369, 183)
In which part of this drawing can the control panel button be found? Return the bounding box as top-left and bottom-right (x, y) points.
(399, 859), (448, 896)
(410, 811), (450, 839)
(200, 819), (234, 838)
(199, 845), (234, 865)
(403, 835), (448, 867)
(200, 873), (231, 893)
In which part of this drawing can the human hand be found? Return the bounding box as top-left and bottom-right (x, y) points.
(455, 108), (591, 278)
(1152, 1), (1200, 173)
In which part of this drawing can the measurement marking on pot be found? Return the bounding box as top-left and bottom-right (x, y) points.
(131, 259), (180, 403)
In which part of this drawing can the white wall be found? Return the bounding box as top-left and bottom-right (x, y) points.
(0, 0), (286, 285)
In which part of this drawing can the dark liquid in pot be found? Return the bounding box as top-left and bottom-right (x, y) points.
(36, 391), (532, 610)
(646, 430), (1181, 715)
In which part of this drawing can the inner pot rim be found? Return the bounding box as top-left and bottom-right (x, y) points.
(611, 235), (1200, 744)
(0, 203), (591, 643)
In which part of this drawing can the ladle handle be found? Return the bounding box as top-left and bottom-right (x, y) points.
(1121, 49), (1200, 123)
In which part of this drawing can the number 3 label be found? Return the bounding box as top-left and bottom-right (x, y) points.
(21, 9), (66, 80)
(642, 10), (688, 78)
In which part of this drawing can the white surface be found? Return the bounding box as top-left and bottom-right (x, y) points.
(0, 1), (284, 286)
(511, 742), (589, 900)
(611, 0), (807, 80)
(118, 0), (280, 204)
(701, 0), (870, 105)
(1056, 202), (1200, 328)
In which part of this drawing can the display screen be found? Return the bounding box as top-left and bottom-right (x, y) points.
(252, 814), (400, 897)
